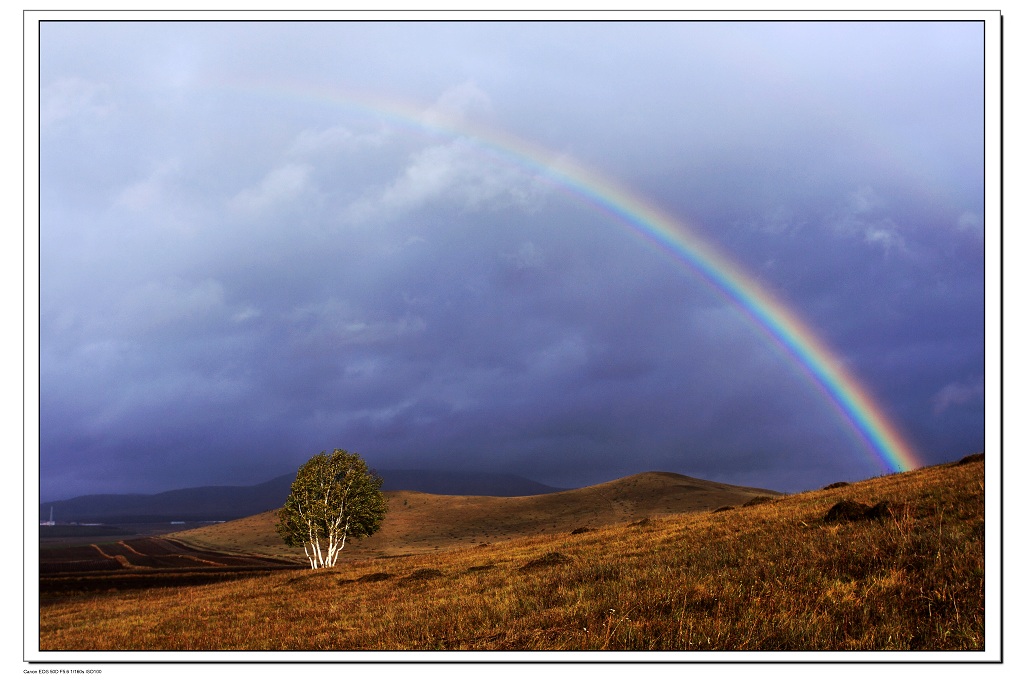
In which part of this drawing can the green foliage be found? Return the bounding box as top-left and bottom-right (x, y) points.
(276, 449), (387, 568)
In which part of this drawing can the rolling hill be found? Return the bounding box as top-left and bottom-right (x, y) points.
(169, 470), (782, 560)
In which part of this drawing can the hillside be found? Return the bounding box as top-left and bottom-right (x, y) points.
(40, 456), (986, 652)
(170, 471), (781, 560)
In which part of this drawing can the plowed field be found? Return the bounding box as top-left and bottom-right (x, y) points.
(39, 536), (304, 600)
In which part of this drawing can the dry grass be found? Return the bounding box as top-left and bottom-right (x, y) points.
(167, 471), (782, 561)
(38, 460), (984, 651)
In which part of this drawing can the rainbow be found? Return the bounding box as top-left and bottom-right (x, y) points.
(222, 80), (924, 473)
(541, 159), (924, 474)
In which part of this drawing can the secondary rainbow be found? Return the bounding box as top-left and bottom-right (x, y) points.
(224, 81), (924, 473)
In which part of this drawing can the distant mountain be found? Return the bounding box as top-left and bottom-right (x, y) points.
(378, 469), (564, 497)
(39, 469), (567, 524)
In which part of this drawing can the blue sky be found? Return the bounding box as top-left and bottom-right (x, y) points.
(35, 17), (990, 501)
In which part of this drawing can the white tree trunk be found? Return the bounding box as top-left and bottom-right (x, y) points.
(303, 543), (316, 570)
(299, 474), (359, 569)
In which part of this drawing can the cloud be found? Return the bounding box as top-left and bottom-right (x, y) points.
(41, 77), (114, 127)
(932, 377), (984, 414)
(115, 277), (229, 336)
(860, 217), (905, 253)
(114, 160), (181, 212)
(422, 81), (493, 126)
(229, 163), (313, 214)
(956, 211), (983, 238)
(745, 205), (803, 236)
(527, 335), (590, 377)
(231, 305), (262, 324)
(502, 241), (544, 271)
(287, 298), (427, 349)
(345, 138), (547, 222)
(848, 186), (883, 214)
(287, 124), (390, 158)
(830, 186), (907, 255)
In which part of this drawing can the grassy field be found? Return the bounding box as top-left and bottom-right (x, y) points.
(165, 470), (782, 561)
(37, 457), (985, 652)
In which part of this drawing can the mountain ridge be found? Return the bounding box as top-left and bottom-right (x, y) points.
(39, 468), (568, 524)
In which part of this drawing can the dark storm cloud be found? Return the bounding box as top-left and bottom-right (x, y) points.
(37, 19), (987, 501)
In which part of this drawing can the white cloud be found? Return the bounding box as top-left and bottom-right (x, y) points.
(422, 81), (492, 126)
(746, 205), (802, 236)
(41, 77), (115, 127)
(848, 186), (883, 215)
(376, 143), (465, 210)
(345, 138), (546, 222)
(114, 278), (228, 335)
(288, 299), (426, 348)
(932, 377), (984, 414)
(831, 187), (906, 255)
(957, 211), (983, 238)
(231, 305), (262, 324)
(832, 214), (906, 255)
(528, 335), (589, 376)
(287, 124), (390, 158)
(861, 218), (905, 253)
(114, 160), (181, 212)
(503, 241), (544, 270)
(229, 163), (312, 214)
(116, 177), (161, 212)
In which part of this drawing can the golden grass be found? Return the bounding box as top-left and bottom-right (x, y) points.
(167, 471), (782, 561)
(38, 460), (984, 651)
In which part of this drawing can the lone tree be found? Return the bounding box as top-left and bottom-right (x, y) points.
(276, 449), (388, 569)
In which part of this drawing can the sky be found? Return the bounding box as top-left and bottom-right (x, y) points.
(36, 18), (989, 502)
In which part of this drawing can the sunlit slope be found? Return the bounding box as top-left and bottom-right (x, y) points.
(170, 471), (781, 560)
(44, 458), (985, 651)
